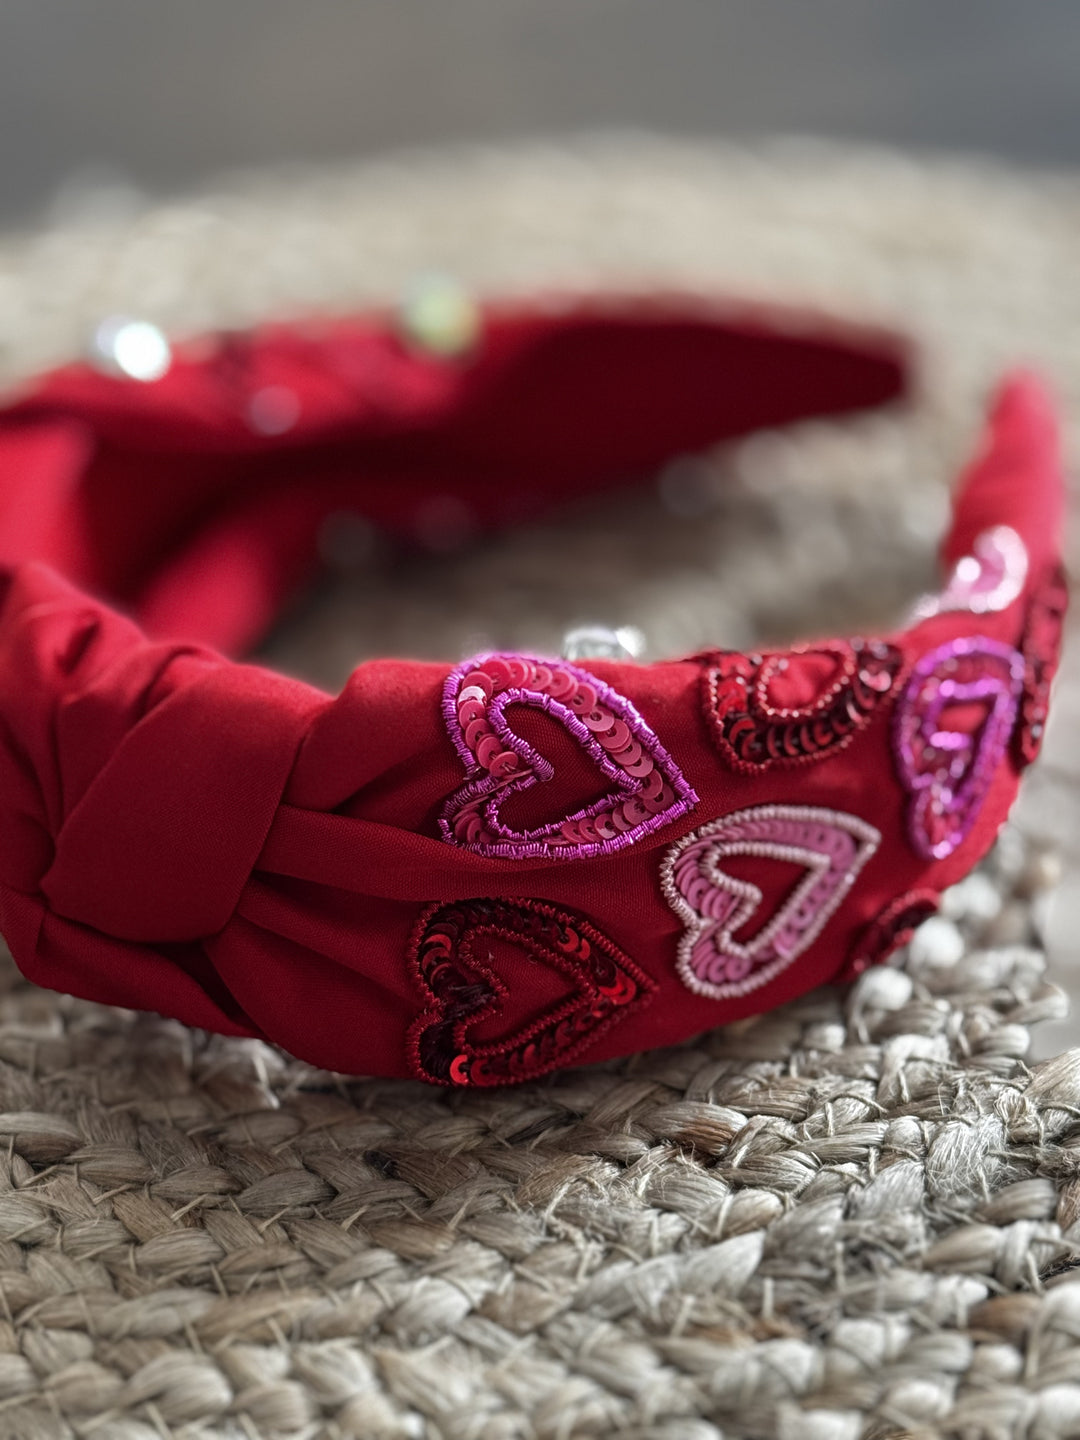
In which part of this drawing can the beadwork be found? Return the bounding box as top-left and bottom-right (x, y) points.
(1016, 565), (1068, 767)
(407, 897), (654, 1086)
(893, 637), (1026, 861)
(702, 640), (903, 772)
(660, 805), (880, 1000)
(440, 653), (698, 859)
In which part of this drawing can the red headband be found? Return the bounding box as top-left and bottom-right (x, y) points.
(0, 295), (1066, 1085)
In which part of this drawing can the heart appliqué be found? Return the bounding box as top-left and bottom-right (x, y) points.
(661, 805), (880, 1000)
(439, 652), (697, 859)
(893, 637), (1025, 860)
(407, 897), (655, 1086)
(703, 639), (902, 772)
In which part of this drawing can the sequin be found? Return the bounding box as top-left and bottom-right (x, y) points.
(624, 753), (655, 779)
(461, 671), (494, 697)
(598, 720), (632, 752)
(457, 698), (487, 727)
(474, 659), (505, 691)
(661, 805), (880, 1000)
(568, 683), (598, 714)
(702, 639), (903, 772)
(439, 652), (697, 859)
(464, 718), (492, 749)
(476, 734), (502, 770)
(407, 898), (655, 1086)
(545, 668), (577, 700)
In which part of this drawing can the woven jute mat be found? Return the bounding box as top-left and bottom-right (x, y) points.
(1, 136), (1080, 1439)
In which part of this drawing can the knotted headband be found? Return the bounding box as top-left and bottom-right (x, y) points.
(0, 294), (1066, 1084)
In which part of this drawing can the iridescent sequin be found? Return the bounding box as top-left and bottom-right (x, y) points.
(439, 653), (697, 859)
(660, 805), (880, 1001)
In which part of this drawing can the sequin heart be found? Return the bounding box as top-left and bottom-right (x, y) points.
(893, 637), (1025, 860)
(703, 639), (902, 772)
(407, 898), (655, 1086)
(661, 805), (880, 1000)
(439, 653), (697, 859)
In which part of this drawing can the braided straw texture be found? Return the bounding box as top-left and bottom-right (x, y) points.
(0, 136), (1079, 1437)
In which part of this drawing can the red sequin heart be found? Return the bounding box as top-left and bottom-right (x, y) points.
(407, 898), (654, 1086)
(703, 639), (902, 772)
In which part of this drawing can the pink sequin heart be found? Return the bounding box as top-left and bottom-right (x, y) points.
(440, 653), (697, 859)
(661, 805), (880, 1000)
(893, 637), (1025, 861)
(911, 525), (1028, 620)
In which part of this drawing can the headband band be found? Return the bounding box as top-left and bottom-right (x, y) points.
(0, 296), (1066, 1085)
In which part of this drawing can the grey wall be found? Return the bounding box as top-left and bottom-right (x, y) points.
(3, 0), (1080, 225)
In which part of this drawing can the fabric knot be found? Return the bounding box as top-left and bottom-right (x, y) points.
(44, 662), (319, 942)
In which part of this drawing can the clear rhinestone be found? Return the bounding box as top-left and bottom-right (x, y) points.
(562, 624), (646, 662)
(90, 317), (171, 382)
(399, 275), (480, 356)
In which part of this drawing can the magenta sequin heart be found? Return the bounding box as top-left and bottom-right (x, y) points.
(660, 805), (880, 1000)
(893, 637), (1025, 861)
(440, 653), (698, 859)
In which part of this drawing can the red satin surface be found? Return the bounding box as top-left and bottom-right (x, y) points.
(0, 297), (1065, 1078)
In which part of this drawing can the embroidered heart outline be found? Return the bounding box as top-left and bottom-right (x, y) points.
(407, 897), (655, 1086)
(893, 637), (1025, 861)
(703, 638), (903, 772)
(660, 805), (880, 1001)
(439, 652), (698, 859)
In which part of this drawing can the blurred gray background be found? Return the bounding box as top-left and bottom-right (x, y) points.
(3, 0), (1080, 226)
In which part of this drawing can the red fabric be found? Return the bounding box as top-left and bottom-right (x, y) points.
(0, 295), (1065, 1080)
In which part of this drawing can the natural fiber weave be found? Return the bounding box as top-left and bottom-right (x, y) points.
(0, 843), (1069, 1440)
(0, 136), (1079, 1438)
